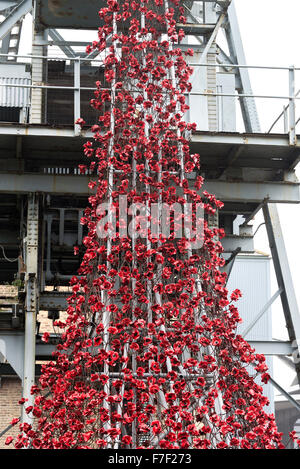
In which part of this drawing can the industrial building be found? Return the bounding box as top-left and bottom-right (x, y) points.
(0, 0), (300, 448)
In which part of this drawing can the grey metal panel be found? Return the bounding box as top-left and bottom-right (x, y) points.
(227, 255), (274, 412)
(221, 235), (254, 253)
(186, 49), (209, 131)
(35, 0), (107, 30)
(216, 72), (236, 132)
(0, 63), (31, 107)
(0, 333), (24, 378)
(0, 76), (31, 107)
(0, 127), (299, 175)
(243, 341), (293, 356)
(0, 173), (299, 203)
(228, 256), (272, 341)
(34, 0), (195, 30)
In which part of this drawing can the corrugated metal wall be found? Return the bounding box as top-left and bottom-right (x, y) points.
(0, 77), (31, 108)
(0, 64), (31, 109)
(226, 255), (275, 414)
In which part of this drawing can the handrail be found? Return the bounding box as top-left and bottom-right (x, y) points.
(0, 82), (298, 101)
(0, 53), (298, 142)
(268, 88), (300, 133)
(0, 52), (300, 70)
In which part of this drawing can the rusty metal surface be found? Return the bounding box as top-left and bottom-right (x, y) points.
(35, 0), (194, 30)
(0, 127), (299, 175)
(36, 0), (104, 30)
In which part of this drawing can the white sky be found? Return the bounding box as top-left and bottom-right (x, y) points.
(16, 0), (300, 395)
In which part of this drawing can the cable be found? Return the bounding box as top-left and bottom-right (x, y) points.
(0, 245), (19, 263)
(253, 222), (266, 237)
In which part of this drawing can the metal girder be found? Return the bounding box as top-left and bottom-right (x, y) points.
(0, 173), (298, 204)
(241, 289), (283, 338)
(288, 148), (300, 171)
(48, 29), (77, 58)
(218, 145), (244, 178)
(0, 1), (18, 14)
(0, 333), (24, 378)
(22, 193), (39, 424)
(0, 338), (292, 360)
(221, 234), (254, 253)
(40, 291), (69, 310)
(269, 377), (300, 414)
(176, 23), (215, 35)
(199, 13), (226, 64)
(0, 124), (299, 148)
(241, 198), (269, 225)
(192, 131), (300, 147)
(263, 203), (300, 385)
(225, 1), (261, 133)
(0, 333), (57, 376)
(216, 45), (234, 67)
(204, 180), (300, 204)
(0, 31), (11, 55)
(0, 0), (31, 41)
(0, 362), (41, 376)
(249, 341), (293, 356)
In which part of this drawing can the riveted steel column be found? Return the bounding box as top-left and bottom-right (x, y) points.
(22, 193), (39, 424)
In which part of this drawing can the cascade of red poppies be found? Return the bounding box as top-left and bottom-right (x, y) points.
(7, 0), (289, 449)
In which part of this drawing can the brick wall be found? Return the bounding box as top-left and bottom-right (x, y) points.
(0, 310), (65, 449)
(0, 290), (68, 449)
(0, 378), (22, 449)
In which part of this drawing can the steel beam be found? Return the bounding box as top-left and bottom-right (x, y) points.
(269, 377), (300, 414)
(22, 193), (39, 424)
(199, 13), (226, 64)
(218, 145), (244, 178)
(0, 337), (293, 361)
(241, 289), (282, 338)
(40, 292), (69, 310)
(0, 333), (24, 378)
(0, 1), (18, 13)
(0, 0), (31, 41)
(225, 1), (261, 132)
(221, 234), (254, 253)
(204, 180), (300, 204)
(248, 340), (293, 356)
(48, 29), (77, 58)
(192, 131), (300, 147)
(0, 124), (299, 148)
(263, 203), (300, 385)
(0, 173), (298, 203)
(176, 23), (215, 35)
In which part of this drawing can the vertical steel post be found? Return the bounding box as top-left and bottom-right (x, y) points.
(263, 203), (300, 385)
(74, 57), (81, 136)
(226, 1), (261, 133)
(30, 29), (46, 124)
(289, 66), (297, 145)
(283, 105), (288, 134)
(22, 193), (39, 425)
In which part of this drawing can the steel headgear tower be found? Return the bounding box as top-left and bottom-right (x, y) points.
(0, 0), (300, 450)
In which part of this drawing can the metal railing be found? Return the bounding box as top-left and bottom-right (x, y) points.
(0, 53), (299, 144)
